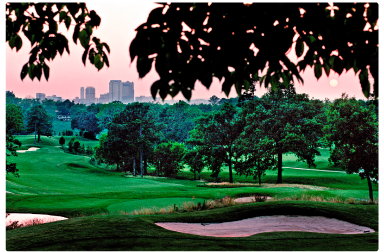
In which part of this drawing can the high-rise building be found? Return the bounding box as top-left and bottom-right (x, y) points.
(85, 86), (95, 104)
(36, 93), (46, 101)
(80, 87), (84, 100)
(109, 80), (134, 103)
(109, 80), (122, 102)
(122, 81), (134, 103)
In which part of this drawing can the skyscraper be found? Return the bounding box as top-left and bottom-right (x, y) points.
(109, 80), (122, 102)
(80, 87), (84, 100)
(122, 81), (134, 103)
(85, 86), (95, 104)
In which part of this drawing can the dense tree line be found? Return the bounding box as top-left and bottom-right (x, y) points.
(6, 89), (378, 201)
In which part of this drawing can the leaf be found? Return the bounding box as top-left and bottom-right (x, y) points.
(359, 68), (370, 99)
(20, 63), (28, 80)
(323, 63), (330, 77)
(36, 65), (42, 81)
(89, 10), (101, 27)
(295, 38), (304, 58)
(314, 62), (322, 79)
(65, 16), (71, 30)
(59, 11), (67, 22)
(9, 35), (15, 49)
(43, 64), (50, 81)
(181, 87), (192, 101)
(103, 43), (110, 54)
(78, 29), (90, 49)
(103, 54), (110, 67)
(82, 45), (90, 66)
(94, 54), (103, 71)
(73, 24), (80, 44)
(137, 56), (153, 78)
(150, 80), (162, 99)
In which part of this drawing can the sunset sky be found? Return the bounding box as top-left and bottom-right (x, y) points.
(5, 2), (372, 101)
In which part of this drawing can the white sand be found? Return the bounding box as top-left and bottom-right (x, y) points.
(6, 213), (67, 227)
(16, 147), (40, 153)
(156, 215), (375, 237)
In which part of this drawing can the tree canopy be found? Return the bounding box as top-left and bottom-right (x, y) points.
(6, 3), (110, 81)
(130, 3), (378, 100)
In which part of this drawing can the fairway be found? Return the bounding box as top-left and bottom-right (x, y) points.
(6, 136), (378, 250)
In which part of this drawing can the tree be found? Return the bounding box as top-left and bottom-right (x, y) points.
(324, 94), (378, 202)
(6, 3), (110, 81)
(97, 103), (159, 176)
(71, 106), (101, 139)
(244, 84), (324, 183)
(130, 3), (378, 100)
(25, 105), (53, 144)
(153, 142), (186, 177)
(189, 102), (244, 183)
(184, 147), (205, 180)
(157, 101), (201, 143)
(6, 103), (23, 177)
(208, 95), (219, 105)
(96, 102), (126, 130)
(59, 136), (65, 149)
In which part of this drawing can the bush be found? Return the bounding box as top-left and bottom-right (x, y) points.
(83, 131), (96, 140)
(73, 140), (81, 152)
(68, 137), (76, 152)
(59, 136), (65, 147)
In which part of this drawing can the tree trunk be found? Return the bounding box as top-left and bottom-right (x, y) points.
(258, 167), (262, 185)
(198, 171), (201, 180)
(34, 122), (37, 144)
(366, 171), (374, 202)
(140, 124), (143, 178)
(144, 153), (148, 175)
(194, 170), (196, 180)
(277, 152), (283, 184)
(228, 149), (233, 183)
(133, 157), (136, 176)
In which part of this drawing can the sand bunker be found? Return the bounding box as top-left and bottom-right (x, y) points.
(16, 147), (40, 153)
(6, 213), (67, 227)
(234, 196), (271, 203)
(156, 215), (375, 237)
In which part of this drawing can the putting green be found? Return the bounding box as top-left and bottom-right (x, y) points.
(107, 197), (206, 214)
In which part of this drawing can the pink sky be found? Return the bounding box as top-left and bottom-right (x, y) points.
(5, 2), (370, 101)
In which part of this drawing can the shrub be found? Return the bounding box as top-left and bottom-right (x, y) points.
(73, 140), (81, 152)
(59, 136), (65, 148)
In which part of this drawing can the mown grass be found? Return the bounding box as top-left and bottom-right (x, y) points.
(6, 135), (378, 250)
(6, 201), (378, 251)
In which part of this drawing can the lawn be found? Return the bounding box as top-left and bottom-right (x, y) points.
(6, 136), (378, 250)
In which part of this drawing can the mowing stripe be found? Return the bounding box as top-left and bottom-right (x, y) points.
(283, 167), (346, 173)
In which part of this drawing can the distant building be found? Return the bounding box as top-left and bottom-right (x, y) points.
(109, 80), (135, 103)
(46, 95), (62, 102)
(36, 93), (46, 101)
(80, 87), (84, 100)
(99, 93), (110, 104)
(122, 81), (134, 103)
(85, 86), (96, 104)
(135, 96), (155, 103)
(73, 97), (80, 104)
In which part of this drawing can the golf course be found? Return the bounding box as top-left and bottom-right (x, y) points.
(6, 135), (378, 251)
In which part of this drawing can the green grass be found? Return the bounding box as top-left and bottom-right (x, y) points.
(6, 201), (378, 251)
(6, 135), (378, 250)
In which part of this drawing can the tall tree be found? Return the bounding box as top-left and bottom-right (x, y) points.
(98, 103), (159, 176)
(25, 105), (53, 143)
(153, 142), (186, 177)
(324, 94), (378, 202)
(244, 84), (324, 183)
(96, 102), (126, 130)
(6, 104), (24, 176)
(189, 102), (244, 183)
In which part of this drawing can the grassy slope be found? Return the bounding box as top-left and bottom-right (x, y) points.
(6, 136), (378, 250)
(6, 202), (378, 251)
